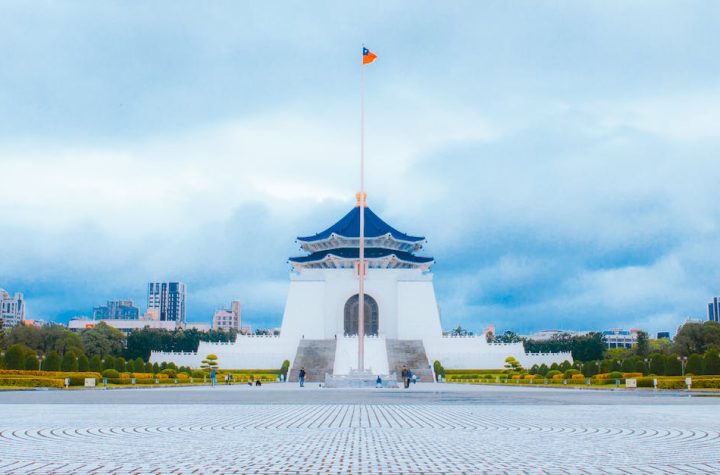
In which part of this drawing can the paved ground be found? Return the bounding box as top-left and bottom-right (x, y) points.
(1, 384), (719, 474)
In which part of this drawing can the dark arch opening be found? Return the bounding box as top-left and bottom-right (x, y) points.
(343, 294), (379, 336)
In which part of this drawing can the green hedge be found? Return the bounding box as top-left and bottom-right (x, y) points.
(0, 377), (64, 388)
(444, 369), (508, 375)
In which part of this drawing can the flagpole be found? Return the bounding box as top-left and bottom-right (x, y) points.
(358, 46), (366, 373)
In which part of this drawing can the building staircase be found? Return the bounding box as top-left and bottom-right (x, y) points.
(385, 339), (434, 382)
(288, 339), (337, 382)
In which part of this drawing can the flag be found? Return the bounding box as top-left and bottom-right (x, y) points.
(362, 47), (377, 65)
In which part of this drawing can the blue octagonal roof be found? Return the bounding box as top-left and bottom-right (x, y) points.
(297, 206), (425, 243)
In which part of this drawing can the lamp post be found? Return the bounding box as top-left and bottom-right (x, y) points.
(678, 356), (688, 376)
(38, 354), (44, 371)
(643, 358), (649, 375)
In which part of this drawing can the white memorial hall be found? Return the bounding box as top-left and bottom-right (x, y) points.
(152, 195), (570, 381)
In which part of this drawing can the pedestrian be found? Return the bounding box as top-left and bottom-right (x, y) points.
(405, 369), (413, 389)
(299, 367), (306, 387)
(210, 368), (217, 387)
(376, 375), (382, 388)
(224, 373), (230, 385)
(255, 379), (262, 387)
(401, 366), (408, 389)
(412, 374), (417, 385)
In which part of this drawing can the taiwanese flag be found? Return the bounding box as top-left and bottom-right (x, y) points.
(362, 47), (377, 64)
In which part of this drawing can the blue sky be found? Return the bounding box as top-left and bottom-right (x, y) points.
(1, 1), (720, 334)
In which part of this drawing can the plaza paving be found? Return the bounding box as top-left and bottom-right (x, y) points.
(1, 384), (719, 474)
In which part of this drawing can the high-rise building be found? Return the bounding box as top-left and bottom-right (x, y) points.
(93, 300), (140, 320)
(147, 282), (186, 323)
(0, 288), (26, 328)
(708, 297), (719, 322)
(212, 300), (241, 331)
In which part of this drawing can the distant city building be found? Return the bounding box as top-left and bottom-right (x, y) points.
(708, 297), (719, 322)
(0, 288), (25, 328)
(93, 299), (139, 320)
(656, 331), (671, 340)
(147, 282), (186, 323)
(602, 328), (640, 349)
(212, 300), (241, 331)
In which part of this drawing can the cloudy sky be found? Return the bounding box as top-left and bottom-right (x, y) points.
(1, 1), (719, 334)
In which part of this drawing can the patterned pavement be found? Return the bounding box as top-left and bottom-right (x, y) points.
(2, 398), (720, 474)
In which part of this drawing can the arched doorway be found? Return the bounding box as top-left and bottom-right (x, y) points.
(344, 294), (379, 336)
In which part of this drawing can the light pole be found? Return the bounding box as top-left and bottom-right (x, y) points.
(643, 358), (649, 375)
(678, 356), (688, 376)
(38, 354), (44, 371)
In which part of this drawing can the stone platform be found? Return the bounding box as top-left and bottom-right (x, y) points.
(1, 384), (720, 473)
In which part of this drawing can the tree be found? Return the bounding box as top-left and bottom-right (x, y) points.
(674, 321), (720, 356)
(114, 357), (126, 373)
(496, 331), (520, 343)
(504, 356), (524, 372)
(80, 322), (124, 358)
(43, 350), (61, 371)
(6, 325), (42, 352)
(571, 333), (606, 361)
(24, 351), (39, 371)
(125, 359), (135, 372)
(102, 356), (116, 371)
(4, 344), (28, 370)
(686, 353), (703, 375)
(144, 361), (153, 373)
(635, 331), (650, 359)
(665, 355), (682, 376)
(61, 351), (78, 372)
(134, 357), (145, 373)
(201, 354), (219, 371)
(537, 363), (549, 376)
(78, 354), (89, 372)
(702, 349), (720, 375)
(649, 353), (665, 375)
(89, 355), (102, 372)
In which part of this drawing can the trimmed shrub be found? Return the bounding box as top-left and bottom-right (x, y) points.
(102, 369), (120, 378)
(692, 378), (720, 389)
(61, 351), (78, 372)
(43, 351), (62, 372)
(24, 352), (39, 371)
(4, 345), (28, 370)
(132, 372), (154, 380)
(608, 371), (623, 380)
(0, 377), (64, 388)
(657, 378), (686, 390)
(89, 355), (102, 373)
(160, 368), (177, 378)
(78, 355), (89, 372)
(571, 374), (585, 381)
(564, 369), (580, 379)
(686, 354), (704, 376)
(545, 370), (562, 379)
(703, 350), (720, 376)
(622, 372), (643, 378)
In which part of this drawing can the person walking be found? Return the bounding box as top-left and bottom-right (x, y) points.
(376, 375), (383, 388)
(405, 369), (413, 389)
(299, 367), (306, 387)
(401, 366), (408, 389)
(210, 368), (217, 387)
